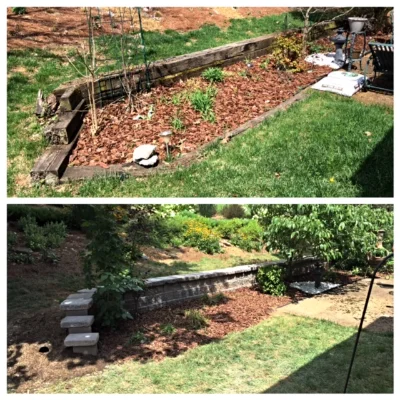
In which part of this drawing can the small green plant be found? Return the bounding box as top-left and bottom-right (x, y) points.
(128, 331), (149, 345)
(256, 265), (287, 296)
(8, 251), (34, 264)
(189, 86), (217, 123)
(159, 323), (176, 336)
(202, 292), (226, 306)
(171, 116), (185, 131)
(184, 309), (209, 330)
(260, 58), (270, 69)
(202, 67), (224, 83)
(12, 7), (27, 15)
(172, 93), (182, 106)
(372, 248), (390, 258)
(7, 231), (18, 248)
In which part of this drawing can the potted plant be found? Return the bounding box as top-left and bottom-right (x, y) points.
(367, 247), (389, 267)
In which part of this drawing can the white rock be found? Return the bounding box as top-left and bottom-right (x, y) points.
(138, 154), (158, 167)
(133, 144), (156, 162)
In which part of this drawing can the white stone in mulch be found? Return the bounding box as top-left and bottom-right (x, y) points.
(133, 144), (156, 162)
(290, 281), (341, 295)
(138, 154), (158, 167)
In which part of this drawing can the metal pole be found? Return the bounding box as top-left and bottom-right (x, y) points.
(343, 253), (394, 393)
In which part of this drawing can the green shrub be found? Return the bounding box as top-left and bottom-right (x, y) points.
(202, 292), (227, 306)
(7, 231), (18, 248)
(272, 33), (303, 72)
(8, 205), (71, 226)
(12, 7), (27, 15)
(215, 218), (247, 239)
(198, 204), (217, 218)
(190, 86), (217, 122)
(183, 219), (221, 254)
(221, 204), (245, 219)
(184, 309), (209, 330)
(202, 67), (224, 83)
(256, 265), (287, 296)
(231, 220), (264, 252)
(19, 215), (67, 252)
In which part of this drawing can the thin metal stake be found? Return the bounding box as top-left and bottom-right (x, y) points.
(343, 253), (393, 393)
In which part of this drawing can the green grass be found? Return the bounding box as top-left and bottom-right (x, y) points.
(37, 315), (393, 394)
(140, 251), (277, 278)
(20, 90), (392, 198)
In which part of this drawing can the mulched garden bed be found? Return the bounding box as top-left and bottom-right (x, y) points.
(69, 56), (331, 167)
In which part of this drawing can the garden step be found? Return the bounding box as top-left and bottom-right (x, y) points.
(60, 298), (93, 311)
(60, 315), (94, 329)
(64, 332), (99, 347)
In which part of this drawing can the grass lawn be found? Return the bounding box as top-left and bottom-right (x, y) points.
(37, 315), (393, 394)
(17, 90), (393, 198)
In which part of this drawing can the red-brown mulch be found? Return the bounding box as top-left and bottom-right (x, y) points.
(69, 57), (331, 167)
(100, 287), (307, 363)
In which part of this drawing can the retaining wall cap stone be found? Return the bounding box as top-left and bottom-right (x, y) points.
(145, 261), (285, 287)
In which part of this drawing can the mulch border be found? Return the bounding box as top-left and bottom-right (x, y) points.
(59, 86), (318, 183)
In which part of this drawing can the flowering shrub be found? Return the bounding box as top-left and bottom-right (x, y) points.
(183, 219), (221, 254)
(231, 220), (264, 252)
(272, 33), (304, 72)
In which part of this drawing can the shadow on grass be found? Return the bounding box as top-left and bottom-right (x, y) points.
(351, 126), (393, 197)
(262, 316), (393, 393)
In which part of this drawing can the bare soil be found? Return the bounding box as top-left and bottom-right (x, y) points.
(274, 277), (394, 333)
(7, 7), (289, 51)
(70, 58), (330, 167)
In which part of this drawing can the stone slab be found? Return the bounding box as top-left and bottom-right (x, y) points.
(61, 315), (94, 329)
(60, 297), (93, 311)
(64, 332), (99, 347)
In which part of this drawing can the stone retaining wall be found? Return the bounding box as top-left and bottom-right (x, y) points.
(125, 258), (315, 312)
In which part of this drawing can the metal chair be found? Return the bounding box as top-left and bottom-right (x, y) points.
(363, 42), (394, 93)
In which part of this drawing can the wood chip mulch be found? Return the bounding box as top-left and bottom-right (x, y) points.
(69, 56), (331, 167)
(100, 287), (308, 363)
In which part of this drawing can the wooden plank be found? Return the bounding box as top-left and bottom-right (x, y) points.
(31, 134), (79, 181)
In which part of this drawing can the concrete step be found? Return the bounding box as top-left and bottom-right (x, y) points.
(60, 298), (93, 311)
(64, 332), (99, 347)
(61, 315), (94, 333)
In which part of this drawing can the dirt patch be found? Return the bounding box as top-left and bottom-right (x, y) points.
(7, 7), (289, 52)
(274, 278), (394, 333)
(7, 286), (305, 393)
(140, 244), (272, 265)
(70, 58), (330, 166)
(354, 91), (393, 107)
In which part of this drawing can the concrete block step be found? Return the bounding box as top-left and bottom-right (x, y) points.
(60, 298), (93, 311)
(61, 315), (94, 329)
(64, 332), (99, 348)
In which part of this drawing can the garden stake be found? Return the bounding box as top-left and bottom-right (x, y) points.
(343, 253), (393, 393)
